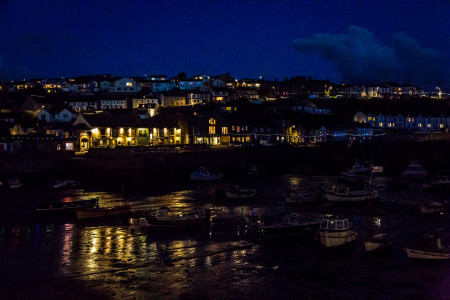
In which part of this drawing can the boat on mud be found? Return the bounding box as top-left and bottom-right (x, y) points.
(404, 234), (450, 260)
(36, 198), (98, 212)
(285, 186), (317, 204)
(262, 213), (321, 236)
(145, 207), (210, 228)
(401, 160), (429, 179)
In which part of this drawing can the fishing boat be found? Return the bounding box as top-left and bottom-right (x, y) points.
(146, 207), (210, 228)
(225, 185), (257, 199)
(404, 234), (450, 260)
(423, 176), (450, 193)
(35, 198), (98, 212)
(285, 186), (317, 204)
(262, 213), (321, 236)
(317, 216), (357, 248)
(190, 166), (222, 181)
(418, 201), (445, 215)
(324, 185), (379, 203)
(401, 160), (429, 179)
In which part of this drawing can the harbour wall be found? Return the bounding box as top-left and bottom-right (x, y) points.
(1, 141), (449, 191)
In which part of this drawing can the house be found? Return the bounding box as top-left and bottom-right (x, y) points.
(186, 91), (211, 105)
(36, 106), (77, 123)
(67, 96), (99, 112)
(108, 78), (141, 93)
(152, 80), (176, 92)
(161, 90), (187, 107)
(178, 79), (206, 91)
(99, 95), (128, 109)
(132, 97), (159, 109)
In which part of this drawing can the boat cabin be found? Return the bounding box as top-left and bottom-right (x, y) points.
(320, 218), (350, 231)
(331, 186), (351, 195)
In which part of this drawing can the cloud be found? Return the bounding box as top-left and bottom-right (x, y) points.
(292, 26), (449, 89)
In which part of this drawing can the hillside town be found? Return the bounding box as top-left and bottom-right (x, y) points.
(0, 73), (449, 153)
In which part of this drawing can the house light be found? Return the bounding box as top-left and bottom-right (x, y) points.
(92, 128), (99, 134)
(119, 128), (124, 134)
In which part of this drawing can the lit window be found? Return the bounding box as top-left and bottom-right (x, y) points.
(379, 122), (383, 127)
(440, 124), (444, 128)
(126, 82), (133, 87)
(222, 127), (228, 134)
(418, 123), (422, 128)
(427, 124), (431, 128)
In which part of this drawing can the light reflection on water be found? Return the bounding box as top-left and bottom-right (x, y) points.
(0, 174), (449, 299)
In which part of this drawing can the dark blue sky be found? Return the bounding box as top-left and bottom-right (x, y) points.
(0, 0), (449, 90)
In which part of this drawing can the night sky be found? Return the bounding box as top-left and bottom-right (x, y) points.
(0, 0), (449, 90)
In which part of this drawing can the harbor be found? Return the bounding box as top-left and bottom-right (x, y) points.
(1, 167), (449, 299)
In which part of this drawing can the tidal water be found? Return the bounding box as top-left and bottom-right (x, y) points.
(0, 173), (449, 300)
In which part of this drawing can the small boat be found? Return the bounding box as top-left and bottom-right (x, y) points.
(401, 160), (429, 179)
(248, 164), (264, 176)
(146, 207), (210, 228)
(225, 185), (257, 199)
(423, 176), (450, 193)
(324, 185), (379, 203)
(262, 213), (321, 236)
(7, 178), (22, 189)
(285, 186), (317, 204)
(317, 217), (357, 248)
(76, 203), (131, 219)
(404, 234), (450, 260)
(190, 166), (222, 181)
(364, 233), (394, 253)
(49, 179), (67, 189)
(418, 201), (445, 215)
(346, 162), (373, 175)
(35, 198), (98, 212)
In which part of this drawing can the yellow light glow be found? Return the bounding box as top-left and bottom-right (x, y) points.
(120, 128), (124, 134)
(126, 82), (132, 87)
(92, 128), (99, 134)
(127, 137), (132, 141)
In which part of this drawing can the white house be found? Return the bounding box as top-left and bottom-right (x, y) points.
(100, 98), (128, 109)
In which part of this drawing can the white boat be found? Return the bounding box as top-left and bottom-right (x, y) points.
(364, 233), (394, 252)
(317, 217), (357, 247)
(423, 176), (450, 193)
(190, 166), (222, 181)
(7, 178), (22, 189)
(346, 162), (373, 175)
(404, 234), (450, 260)
(418, 201), (445, 214)
(263, 213), (321, 236)
(285, 187), (317, 204)
(401, 160), (429, 179)
(324, 186), (379, 203)
(225, 185), (257, 199)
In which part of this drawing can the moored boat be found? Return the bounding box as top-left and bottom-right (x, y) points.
(324, 185), (379, 203)
(364, 233), (394, 253)
(190, 166), (222, 181)
(7, 178), (22, 189)
(423, 176), (450, 193)
(404, 234), (450, 260)
(317, 217), (357, 248)
(401, 160), (429, 179)
(36, 198), (98, 212)
(285, 186), (317, 204)
(225, 185), (257, 199)
(263, 213), (321, 236)
(146, 207), (210, 228)
(76, 203), (131, 219)
(418, 201), (445, 215)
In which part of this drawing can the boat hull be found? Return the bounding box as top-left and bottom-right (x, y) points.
(76, 205), (131, 219)
(318, 230), (357, 247)
(364, 233), (394, 252)
(190, 173), (222, 181)
(324, 191), (378, 203)
(404, 248), (450, 259)
(263, 222), (320, 236)
(36, 199), (98, 212)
